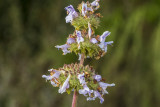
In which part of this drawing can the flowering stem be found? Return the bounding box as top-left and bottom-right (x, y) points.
(72, 54), (85, 107)
(72, 90), (78, 107)
(80, 54), (85, 65)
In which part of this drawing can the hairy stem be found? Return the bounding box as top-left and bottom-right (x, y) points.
(80, 54), (85, 65)
(72, 91), (78, 107)
(72, 54), (85, 107)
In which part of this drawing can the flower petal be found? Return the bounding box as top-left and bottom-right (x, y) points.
(42, 70), (60, 81)
(65, 5), (78, 23)
(78, 73), (86, 85)
(90, 38), (98, 44)
(55, 44), (70, 55)
(88, 22), (92, 39)
(79, 85), (93, 96)
(99, 41), (113, 52)
(82, 3), (87, 16)
(99, 82), (115, 94)
(65, 14), (73, 23)
(94, 75), (102, 82)
(93, 91), (104, 104)
(100, 31), (111, 43)
(58, 75), (71, 94)
(67, 38), (76, 44)
(48, 69), (53, 72)
(51, 81), (58, 87)
(42, 75), (54, 80)
(65, 5), (75, 13)
(87, 97), (95, 101)
(76, 31), (84, 44)
(91, 0), (100, 10)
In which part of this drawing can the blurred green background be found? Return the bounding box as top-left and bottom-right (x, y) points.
(0, 0), (160, 107)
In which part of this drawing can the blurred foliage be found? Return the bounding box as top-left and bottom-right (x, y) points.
(0, 0), (160, 107)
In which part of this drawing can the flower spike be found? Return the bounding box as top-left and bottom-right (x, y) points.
(42, 0), (115, 105)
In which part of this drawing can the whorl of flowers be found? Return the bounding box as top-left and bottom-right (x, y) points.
(42, 63), (115, 103)
(42, 0), (115, 104)
(55, 0), (113, 60)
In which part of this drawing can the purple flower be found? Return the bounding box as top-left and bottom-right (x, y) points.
(87, 91), (104, 104)
(82, 3), (87, 16)
(99, 31), (111, 43)
(94, 75), (102, 82)
(99, 41), (113, 52)
(78, 73), (86, 85)
(98, 31), (112, 52)
(88, 22), (92, 39)
(65, 5), (78, 23)
(94, 91), (104, 104)
(51, 81), (58, 86)
(65, 5), (75, 13)
(76, 31), (84, 44)
(42, 70), (60, 81)
(90, 38), (98, 44)
(42, 75), (54, 81)
(67, 38), (76, 44)
(99, 82), (115, 94)
(91, 0), (100, 10)
(59, 75), (71, 94)
(87, 97), (95, 101)
(87, 7), (94, 12)
(79, 85), (93, 96)
(65, 15), (73, 23)
(55, 44), (70, 55)
(42, 70), (61, 87)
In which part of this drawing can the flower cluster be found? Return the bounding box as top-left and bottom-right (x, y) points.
(42, 63), (115, 103)
(55, 0), (113, 60)
(42, 0), (115, 104)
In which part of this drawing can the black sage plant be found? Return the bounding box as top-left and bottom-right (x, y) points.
(42, 0), (115, 107)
